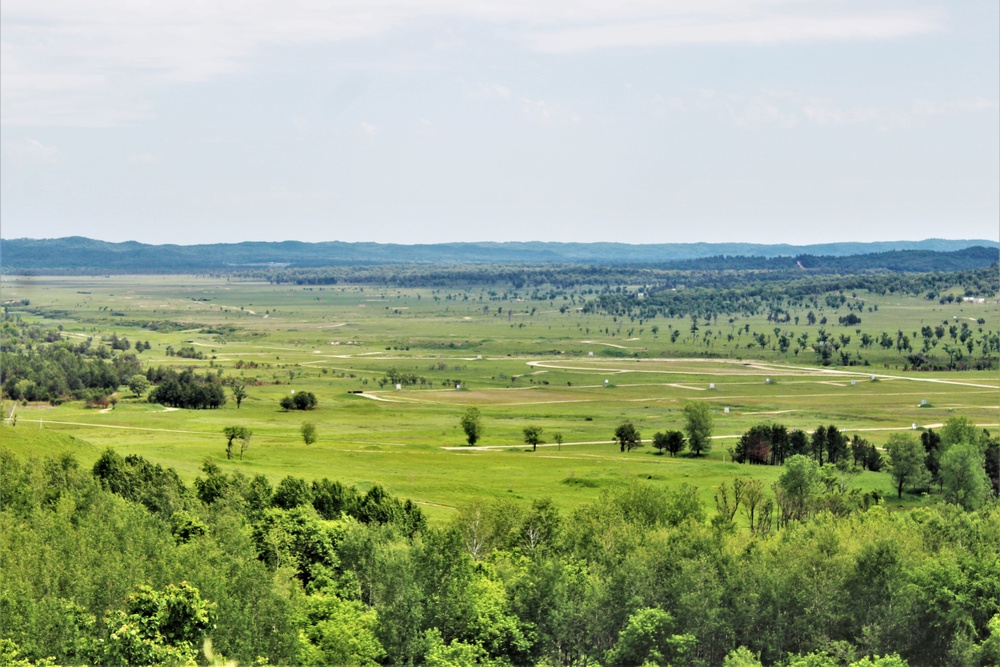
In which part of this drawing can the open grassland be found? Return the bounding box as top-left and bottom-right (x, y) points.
(2, 274), (998, 524)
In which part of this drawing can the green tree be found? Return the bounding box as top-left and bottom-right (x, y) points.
(886, 433), (931, 499)
(281, 391), (317, 411)
(99, 583), (216, 666)
(272, 476), (314, 509)
(774, 454), (820, 525)
(460, 407), (483, 446)
(653, 431), (670, 455)
(301, 422), (318, 445)
(939, 443), (992, 510)
(604, 607), (696, 667)
(296, 594), (385, 666)
(683, 402), (713, 456)
(723, 647), (763, 667)
(553, 432), (564, 451)
(127, 374), (149, 398)
(229, 381), (248, 409)
(614, 421), (641, 453)
(223, 425), (252, 461)
(940, 415), (983, 451)
(523, 425), (543, 452)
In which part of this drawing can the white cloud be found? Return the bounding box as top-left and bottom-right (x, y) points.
(127, 152), (159, 164)
(688, 89), (999, 131)
(361, 122), (379, 136)
(469, 83), (511, 100)
(0, 0), (947, 127)
(3, 137), (61, 164)
(912, 97), (1000, 116)
(524, 12), (941, 53)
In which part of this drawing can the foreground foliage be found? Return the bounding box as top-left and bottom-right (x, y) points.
(2, 446), (999, 666)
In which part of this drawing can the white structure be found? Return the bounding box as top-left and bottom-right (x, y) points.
(588, 351), (594, 356)
(395, 384), (401, 390)
(724, 407), (730, 414)
(765, 378), (771, 384)
(709, 383), (715, 389)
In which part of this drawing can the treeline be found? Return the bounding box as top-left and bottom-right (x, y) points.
(145, 366), (227, 409)
(0, 320), (142, 404)
(250, 255), (999, 292)
(0, 320), (233, 410)
(588, 265), (998, 322)
(728, 418), (999, 508)
(660, 246), (999, 273)
(3, 445), (999, 666)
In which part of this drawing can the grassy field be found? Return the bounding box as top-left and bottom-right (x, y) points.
(2, 274), (998, 524)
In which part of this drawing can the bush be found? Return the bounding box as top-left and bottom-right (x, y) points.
(280, 392), (318, 411)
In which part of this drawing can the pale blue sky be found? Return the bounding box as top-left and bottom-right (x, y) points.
(2, 1), (997, 245)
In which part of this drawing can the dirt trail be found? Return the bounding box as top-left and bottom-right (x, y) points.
(23, 419), (204, 435)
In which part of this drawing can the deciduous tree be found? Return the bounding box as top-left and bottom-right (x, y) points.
(940, 443), (992, 510)
(460, 407), (483, 446)
(683, 402), (713, 456)
(614, 421), (641, 453)
(523, 425), (543, 452)
(885, 433), (931, 499)
(223, 425), (252, 460)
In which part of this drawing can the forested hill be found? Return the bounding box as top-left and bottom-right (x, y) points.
(1, 236), (997, 273)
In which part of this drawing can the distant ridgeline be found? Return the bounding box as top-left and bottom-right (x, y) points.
(0, 236), (997, 275)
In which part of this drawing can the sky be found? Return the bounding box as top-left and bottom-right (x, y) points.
(1, 0), (998, 246)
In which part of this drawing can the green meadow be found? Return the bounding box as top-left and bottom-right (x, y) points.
(2, 274), (998, 524)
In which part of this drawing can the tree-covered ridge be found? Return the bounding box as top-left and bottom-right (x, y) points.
(1, 236), (996, 274)
(3, 446), (999, 667)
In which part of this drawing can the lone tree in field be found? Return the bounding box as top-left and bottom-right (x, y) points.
(300, 422), (318, 445)
(223, 426), (252, 460)
(228, 381), (248, 410)
(614, 421), (641, 453)
(523, 425), (544, 452)
(683, 402), (713, 456)
(553, 432), (564, 451)
(460, 407), (483, 446)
